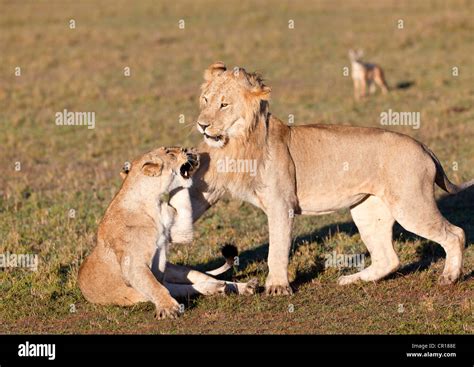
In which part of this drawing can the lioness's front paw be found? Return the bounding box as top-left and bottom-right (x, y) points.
(214, 281), (228, 295)
(155, 298), (181, 320)
(265, 283), (293, 296)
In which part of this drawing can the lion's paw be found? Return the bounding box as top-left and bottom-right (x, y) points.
(437, 273), (458, 286)
(337, 274), (361, 285)
(265, 283), (293, 296)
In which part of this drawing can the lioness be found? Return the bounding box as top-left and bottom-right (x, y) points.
(169, 62), (473, 296)
(78, 147), (255, 319)
(348, 49), (389, 100)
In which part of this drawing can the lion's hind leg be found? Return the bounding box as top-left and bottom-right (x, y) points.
(338, 195), (399, 285)
(388, 196), (464, 285)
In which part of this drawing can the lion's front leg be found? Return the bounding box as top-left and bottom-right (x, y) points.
(265, 203), (294, 296)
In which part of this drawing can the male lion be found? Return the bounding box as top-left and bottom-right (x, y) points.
(170, 62), (473, 296)
(78, 147), (256, 319)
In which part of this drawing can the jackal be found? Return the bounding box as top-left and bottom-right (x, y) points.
(348, 49), (389, 100)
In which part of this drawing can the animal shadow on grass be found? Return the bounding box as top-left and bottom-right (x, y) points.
(395, 80), (415, 90)
(195, 186), (474, 291)
(194, 223), (360, 293)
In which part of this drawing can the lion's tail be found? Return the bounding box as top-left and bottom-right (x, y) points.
(205, 244), (238, 276)
(423, 144), (474, 194)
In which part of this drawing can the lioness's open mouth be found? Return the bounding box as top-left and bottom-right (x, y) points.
(179, 152), (199, 179)
(180, 162), (192, 178)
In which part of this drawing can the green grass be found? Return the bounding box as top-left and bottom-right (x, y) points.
(0, 0), (473, 334)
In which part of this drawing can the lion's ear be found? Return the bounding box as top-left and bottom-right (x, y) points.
(141, 160), (163, 177)
(252, 85), (271, 101)
(204, 61), (227, 81)
(243, 71), (271, 101)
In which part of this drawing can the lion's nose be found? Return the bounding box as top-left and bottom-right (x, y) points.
(198, 122), (209, 131)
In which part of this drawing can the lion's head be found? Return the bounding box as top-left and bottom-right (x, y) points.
(196, 62), (271, 148)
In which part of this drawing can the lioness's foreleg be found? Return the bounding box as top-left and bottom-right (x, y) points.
(164, 263), (257, 295)
(339, 195), (399, 285)
(164, 262), (218, 283)
(169, 167), (225, 230)
(164, 279), (258, 298)
(164, 281), (227, 298)
(121, 254), (180, 319)
(168, 188), (194, 244)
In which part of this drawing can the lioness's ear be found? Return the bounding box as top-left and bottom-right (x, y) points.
(204, 61), (227, 81)
(141, 160), (163, 177)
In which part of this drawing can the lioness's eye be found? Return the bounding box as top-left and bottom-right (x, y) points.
(220, 103), (228, 109)
(202, 96), (208, 104)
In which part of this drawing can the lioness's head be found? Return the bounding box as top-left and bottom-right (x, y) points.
(197, 62), (271, 148)
(121, 147), (200, 194)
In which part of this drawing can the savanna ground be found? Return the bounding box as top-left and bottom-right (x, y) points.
(0, 0), (473, 334)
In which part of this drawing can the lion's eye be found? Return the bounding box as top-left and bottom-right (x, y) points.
(220, 103), (229, 109)
(202, 96), (208, 104)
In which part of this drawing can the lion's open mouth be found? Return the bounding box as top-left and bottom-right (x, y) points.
(203, 132), (222, 142)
